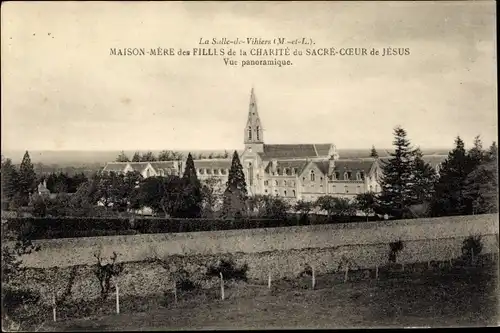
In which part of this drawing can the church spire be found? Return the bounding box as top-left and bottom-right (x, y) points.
(244, 87), (264, 149)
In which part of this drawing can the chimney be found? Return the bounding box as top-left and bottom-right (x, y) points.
(271, 160), (278, 174)
(328, 156), (335, 178)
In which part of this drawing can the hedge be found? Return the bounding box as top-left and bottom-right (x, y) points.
(3, 215), (383, 240)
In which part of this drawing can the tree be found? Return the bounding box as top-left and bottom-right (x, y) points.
(355, 192), (377, 221)
(178, 153), (202, 218)
(468, 135), (485, 166)
(223, 150), (229, 158)
(262, 196), (290, 219)
(431, 136), (475, 216)
(410, 148), (438, 204)
(200, 177), (224, 217)
(140, 151), (157, 162)
(115, 151), (130, 162)
(370, 145), (379, 158)
(315, 196), (337, 220)
(222, 151), (248, 218)
(378, 127), (416, 219)
(1, 158), (19, 206)
(158, 150), (173, 161)
(18, 151), (37, 202)
(246, 194), (268, 217)
(334, 197), (356, 217)
(131, 152), (142, 162)
(294, 199), (315, 222)
(487, 141), (497, 162)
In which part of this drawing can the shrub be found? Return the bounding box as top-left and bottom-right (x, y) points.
(206, 258), (248, 282)
(389, 240), (404, 263)
(462, 235), (483, 261)
(93, 251), (124, 299)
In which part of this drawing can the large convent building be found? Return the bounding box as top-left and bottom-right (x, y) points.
(103, 88), (446, 202)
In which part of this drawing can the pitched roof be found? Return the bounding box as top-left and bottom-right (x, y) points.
(102, 162), (128, 173)
(264, 159), (309, 175)
(193, 159), (232, 169)
(127, 162), (150, 173)
(332, 159), (377, 180)
(259, 144), (334, 159)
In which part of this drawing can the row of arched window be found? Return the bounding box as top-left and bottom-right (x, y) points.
(263, 188), (296, 197)
(198, 168), (228, 176)
(264, 180), (296, 187)
(248, 126), (260, 141)
(271, 167), (299, 176)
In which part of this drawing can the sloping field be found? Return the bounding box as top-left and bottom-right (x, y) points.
(43, 262), (498, 330)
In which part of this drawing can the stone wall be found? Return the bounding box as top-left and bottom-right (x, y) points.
(18, 214), (499, 268)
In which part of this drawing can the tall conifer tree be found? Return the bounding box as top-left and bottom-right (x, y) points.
(431, 137), (474, 216)
(18, 151), (37, 200)
(180, 153), (202, 217)
(411, 148), (437, 204)
(222, 151), (248, 217)
(1, 158), (19, 204)
(378, 126), (415, 218)
(370, 145), (379, 158)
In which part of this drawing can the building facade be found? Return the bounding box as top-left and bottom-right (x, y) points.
(103, 88), (446, 203)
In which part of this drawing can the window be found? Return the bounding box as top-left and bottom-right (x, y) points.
(320, 177), (323, 182)
(264, 180), (269, 186)
(356, 172), (361, 181)
(256, 126), (260, 140)
(284, 180), (287, 186)
(345, 185), (349, 193)
(310, 170), (315, 181)
(200, 168), (205, 175)
(302, 177), (305, 181)
(291, 181), (295, 187)
(207, 169), (212, 175)
(248, 127), (252, 140)
(293, 168), (298, 175)
(220, 169), (225, 175)
(369, 185), (373, 192)
(335, 171), (340, 180)
(347, 171), (352, 179)
(277, 168), (281, 175)
(360, 171), (365, 180)
(213, 169), (219, 175)
(344, 172), (349, 180)
(284, 190), (287, 196)
(275, 189), (279, 196)
(265, 189), (268, 193)
(292, 190), (296, 197)
(274, 180), (278, 186)
(283, 168), (288, 175)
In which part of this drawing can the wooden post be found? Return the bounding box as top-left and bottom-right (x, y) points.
(116, 285), (120, 314)
(312, 266), (316, 289)
(220, 272), (225, 300)
(344, 264), (349, 283)
(268, 270), (272, 290)
(52, 294), (56, 322)
(375, 265), (379, 280)
(471, 248), (475, 264)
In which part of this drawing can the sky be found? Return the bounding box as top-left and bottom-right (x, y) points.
(1, 1), (497, 152)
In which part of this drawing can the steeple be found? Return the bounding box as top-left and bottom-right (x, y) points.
(244, 88), (264, 152)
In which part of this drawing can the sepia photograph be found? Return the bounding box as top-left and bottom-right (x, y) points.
(1, 1), (498, 330)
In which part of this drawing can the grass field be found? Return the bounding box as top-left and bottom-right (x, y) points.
(41, 259), (499, 331)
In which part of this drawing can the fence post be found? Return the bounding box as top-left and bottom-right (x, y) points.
(312, 266), (316, 290)
(375, 265), (379, 280)
(268, 270), (272, 290)
(344, 264), (349, 283)
(471, 248), (475, 264)
(116, 285), (120, 314)
(52, 293), (57, 322)
(220, 272), (225, 300)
